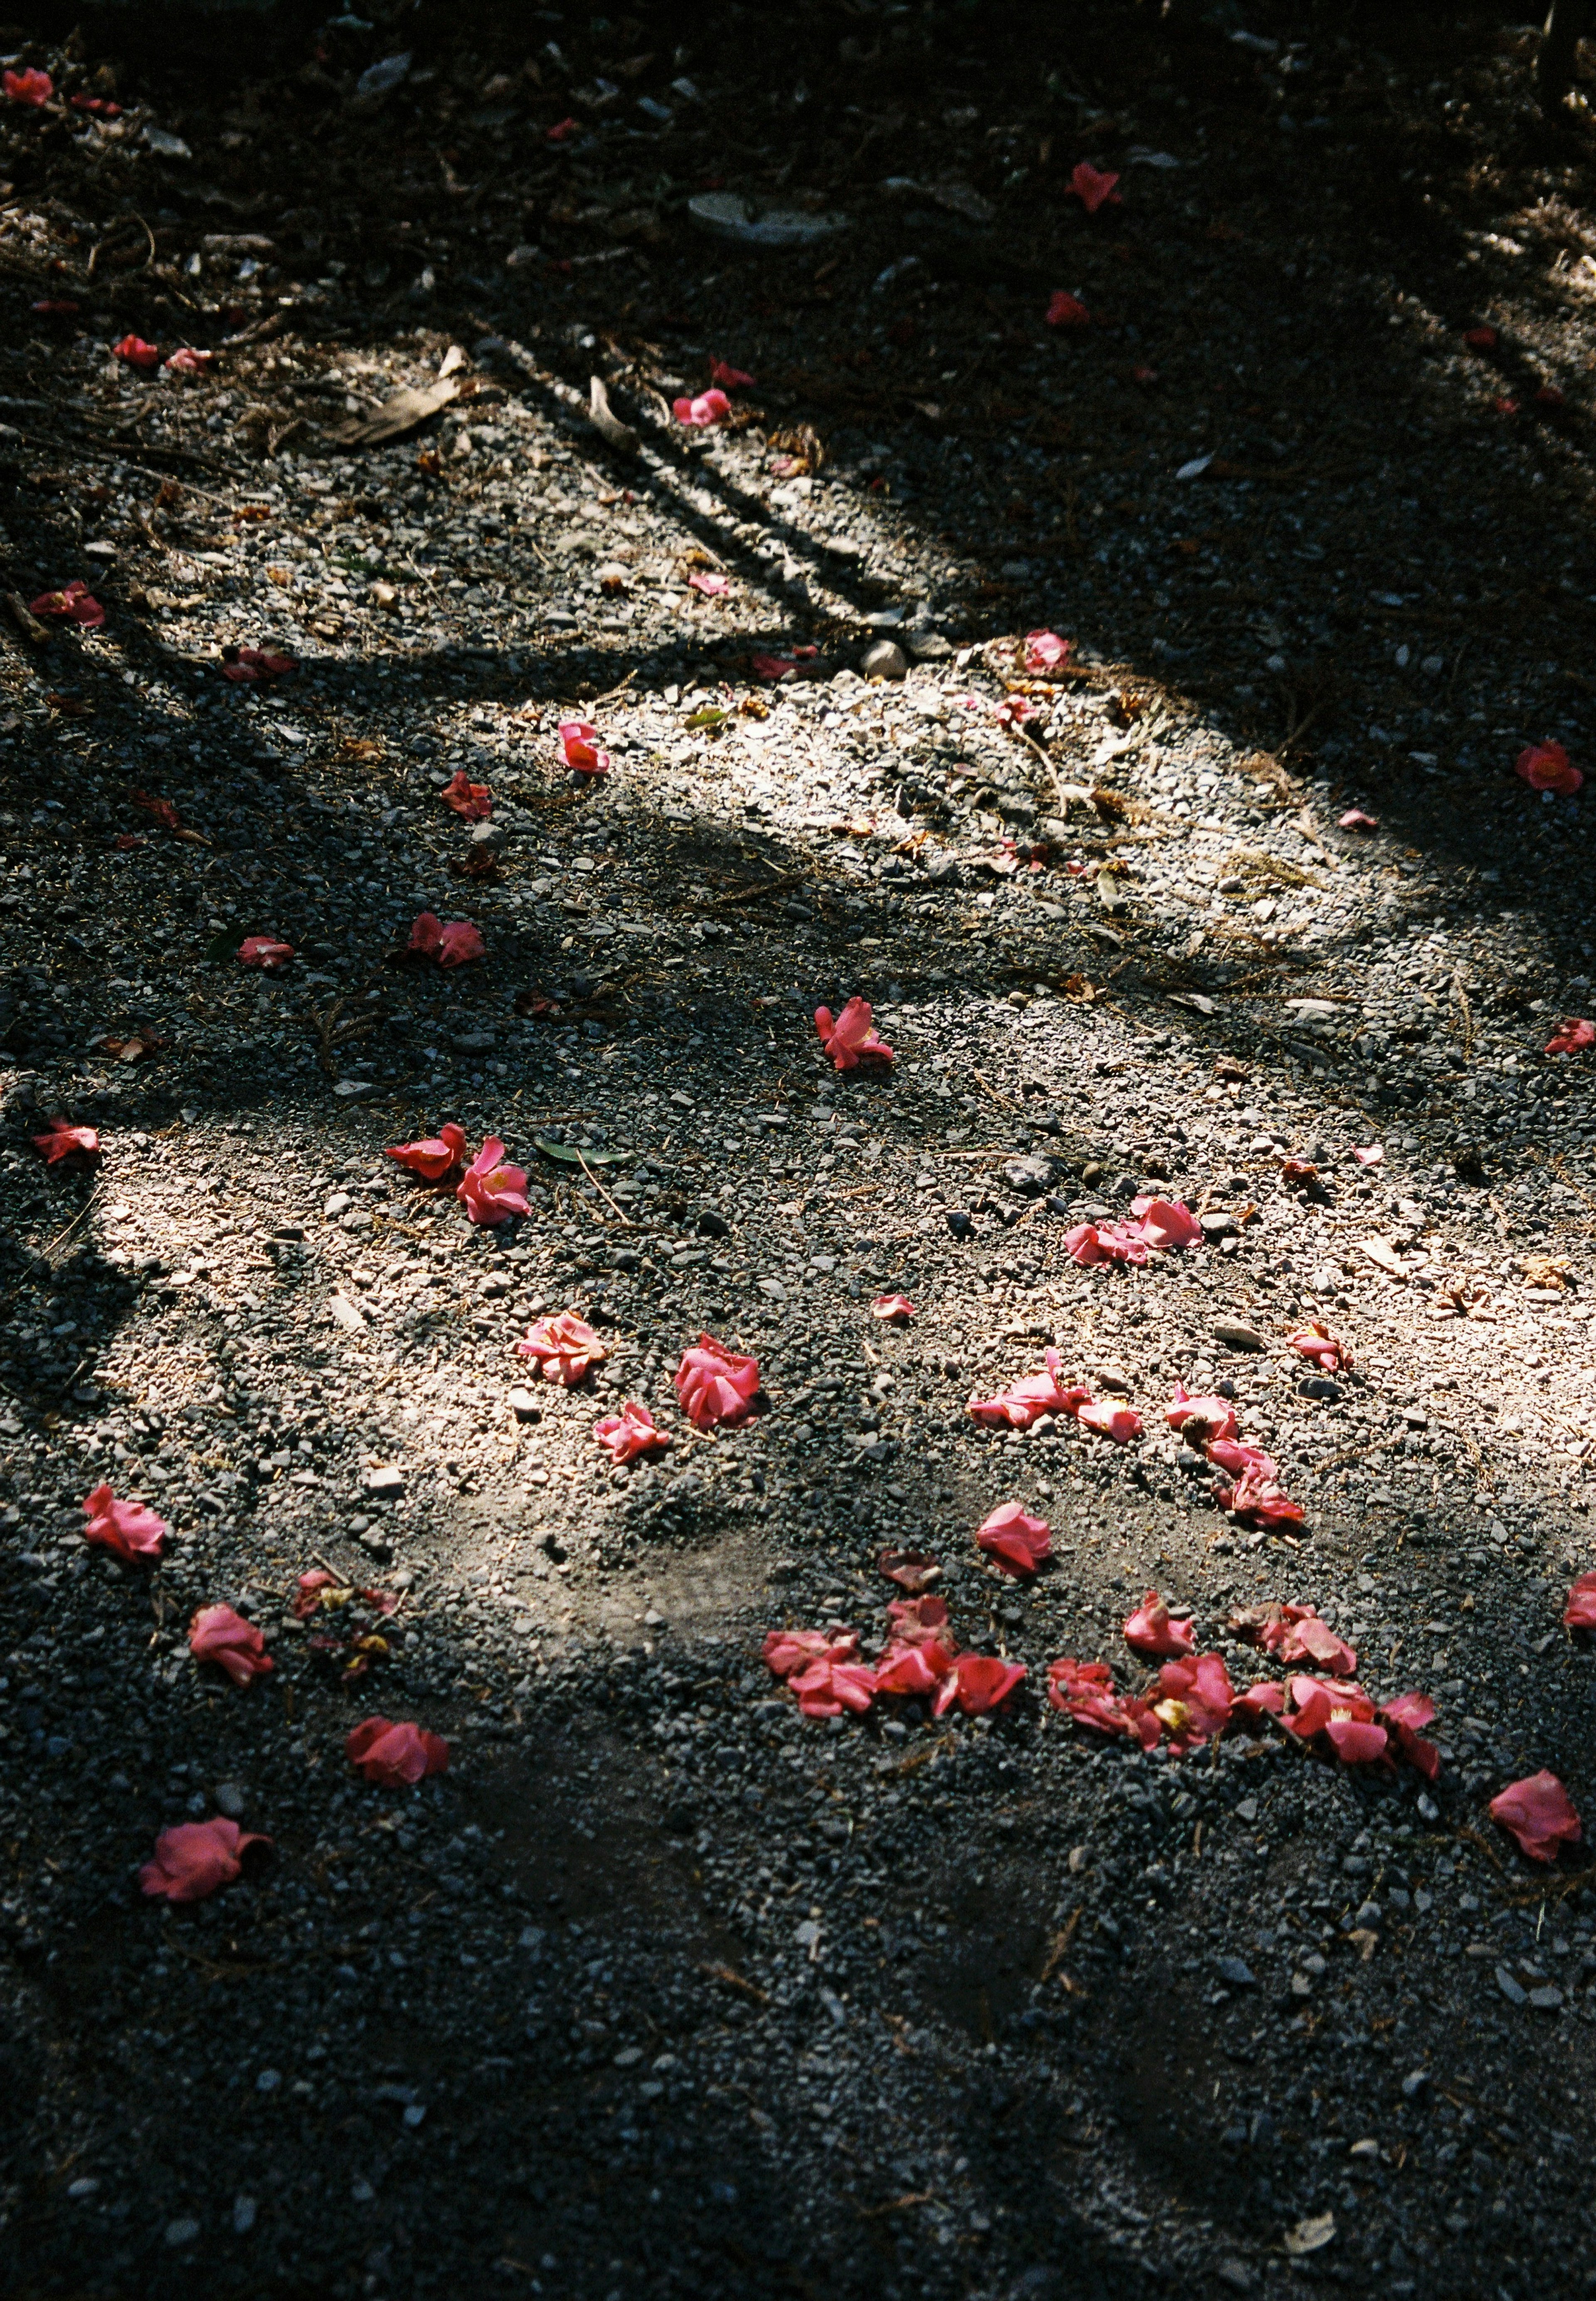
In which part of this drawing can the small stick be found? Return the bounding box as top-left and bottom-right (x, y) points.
(575, 1148), (633, 1227)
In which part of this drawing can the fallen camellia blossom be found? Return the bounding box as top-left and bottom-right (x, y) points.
(1287, 1322), (1348, 1371)
(1024, 628), (1071, 671)
(82, 1481), (165, 1562)
(113, 333), (161, 370)
(674, 386), (732, 427)
(386, 1122), (467, 1180)
(1338, 808), (1379, 830)
(594, 1400), (671, 1464)
(1517, 739), (1584, 796)
(1230, 1601), (1356, 1677)
(1165, 1385), (1239, 1445)
(30, 579), (104, 629)
(1209, 1437), (1305, 1532)
(237, 936), (293, 970)
(885, 1594), (950, 1647)
(791, 1657), (877, 1717)
(967, 1347), (1084, 1430)
(675, 1332), (760, 1429)
(870, 1293), (917, 1321)
(1076, 1397), (1143, 1444)
(1046, 1657), (1160, 1748)
(189, 1604), (274, 1688)
(1067, 161), (1121, 213)
(709, 358), (755, 388)
(1064, 1219), (1150, 1267)
(164, 346), (214, 375)
(875, 1638), (957, 1699)
(1490, 1771), (1582, 1862)
(347, 1717), (450, 1786)
(456, 1136), (530, 1226)
(1232, 1679), (1287, 1728)
(877, 1547), (941, 1593)
(1130, 1195), (1203, 1249)
(1546, 1017), (1596, 1056)
(1564, 1572), (1596, 1631)
(814, 996), (894, 1071)
(1352, 1143), (1384, 1167)
(517, 1311), (608, 1385)
(764, 1626), (860, 1679)
(559, 719), (611, 776)
(931, 1652), (1026, 1718)
(1278, 1675), (1387, 1765)
(1124, 1590), (1196, 1660)
(1381, 1690), (1441, 1781)
(441, 768), (492, 819)
(976, 1501), (1052, 1578)
(4, 66), (52, 104)
(688, 571), (729, 596)
(140, 1816), (270, 1903)
(220, 645), (297, 683)
(32, 1120), (99, 1164)
(1151, 1653), (1236, 1750)
(409, 912), (485, 967)
(1046, 290), (1090, 328)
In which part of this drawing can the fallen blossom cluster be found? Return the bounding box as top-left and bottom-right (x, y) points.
(1167, 1392), (1305, 1530)
(967, 1347), (1142, 1444)
(386, 1123), (528, 1225)
(763, 1601), (1026, 1721)
(1064, 1195), (1202, 1267)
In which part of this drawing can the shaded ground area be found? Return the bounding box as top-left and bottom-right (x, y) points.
(5, 5), (1596, 2298)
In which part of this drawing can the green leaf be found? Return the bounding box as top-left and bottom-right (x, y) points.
(533, 1134), (633, 1168)
(200, 929), (237, 965)
(685, 706), (729, 730)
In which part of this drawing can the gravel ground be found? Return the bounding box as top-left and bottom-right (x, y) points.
(5, 6), (1596, 2298)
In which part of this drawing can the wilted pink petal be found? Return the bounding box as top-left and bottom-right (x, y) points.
(386, 1123), (467, 1180)
(976, 1501), (1051, 1579)
(559, 719), (611, 776)
(885, 1595), (949, 1646)
(968, 1347), (1083, 1430)
(933, 1652), (1026, 1717)
(441, 768), (492, 818)
(33, 1120), (100, 1164)
(1076, 1397), (1143, 1444)
(1023, 628), (1071, 671)
(164, 346), (214, 375)
(1208, 1438), (1280, 1485)
(709, 358), (754, 388)
(673, 387), (732, 428)
(1352, 1143), (1384, 1167)
(1063, 1220), (1149, 1267)
(1287, 1323), (1348, 1370)
(1537, 382), (1566, 408)
(220, 645), (297, 684)
(674, 1332), (760, 1429)
(291, 1569), (341, 1621)
(764, 1626), (859, 1679)
(1165, 1385), (1238, 1444)
(456, 1136), (530, 1226)
(1124, 1590), (1195, 1659)
(1546, 1017), (1596, 1056)
(877, 1547), (941, 1593)
(594, 1399), (671, 1464)
(1338, 808), (1379, 830)
(688, 572), (729, 596)
(113, 332), (160, 370)
(1046, 1657), (1160, 1747)
(1564, 1572), (1596, 1631)
(1046, 290), (1090, 328)
(1324, 1715), (1390, 1766)
(751, 651), (799, 682)
(347, 1717), (450, 1786)
(436, 919), (485, 967)
(790, 1658), (876, 1717)
(1517, 740), (1583, 796)
(1233, 1679), (1286, 1726)
(4, 66), (52, 105)
(1281, 1675), (1385, 1766)
(1130, 1195), (1202, 1249)
(814, 995), (894, 1072)
(140, 1817), (269, 1903)
(1491, 1771), (1584, 1862)
(237, 936), (293, 970)
(1214, 1468), (1305, 1532)
(1274, 1609), (1357, 1677)
(1381, 1690), (1440, 1780)
(874, 1639), (956, 1698)
(1153, 1652), (1235, 1749)
(517, 1310), (607, 1385)
(871, 1293), (917, 1321)
(82, 1482), (165, 1562)
(189, 1604), (274, 1687)
(1067, 161), (1121, 213)
(30, 579), (104, 628)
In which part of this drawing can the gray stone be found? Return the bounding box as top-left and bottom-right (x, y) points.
(165, 2218), (201, 2247)
(1400, 2068), (1430, 2100)
(363, 1466), (405, 1498)
(860, 639), (908, 681)
(1199, 1210), (1240, 1240)
(1217, 1956), (1256, 1988)
(507, 1387), (541, 1421)
(1495, 1963), (1527, 2006)
(1212, 1318), (1265, 1351)
(213, 1781), (247, 1820)
(469, 821), (507, 851)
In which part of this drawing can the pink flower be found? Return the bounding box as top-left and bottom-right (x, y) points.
(1046, 290), (1090, 328)
(709, 358), (755, 388)
(877, 1547), (941, 1593)
(347, 1717), (450, 1786)
(977, 1501), (1051, 1578)
(189, 1604), (274, 1688)
(1064, 1220), (1150, 1267)
(1547, 1017), (1596, 1056)
(30, 579), (104, 628)
(1517, 740), (1583, 796)
(409, 912), (485, 967)
(814, 996), (894, 1071)
(1338, 808), (1379, 830)
(1124, 1590), (1195, 1659)
(456, 1137), (531, 1226)
(164, 347), (214, 375)
(517, 1310), (608, 1385)
(589, 1399), (666, 1463)
(1129, 1195), (1202, 1249)
(441, 768), (492, 818)
(791, 1657), (877, 1717)
(1381, 1690), (1440, 1781)
(1023, 629), (1071, 671)
(1212, 1460), (1305, 1532)
(113, 333), (160, 370)
(82, 1483), (165, 1562)
(140, 1817), (270, 1903)
(1075, 1397), (1143, 1444)
(386, 1123), (468, 1180)
(1278, 1675), (1389, 1767)
(558, 719), (611, 776)
(1287, 1323), (1348, 1370)
(674, 387), (732, 427)
(871, 1293), (917, 1321)
(1490, 1771), (1583, 1862)
(675, 1332), (760, 1429)
(32, 1120), (99, 1164)
(1233, 1679), (1286, 1727)
(237, 936), (293, 970)
(4, 66), (52, 105)
(764, 1626), (860, 1679)
(1152, 1653), (1235, 1749)
(1165, 1386), (1239, 1445)
(1067, 161), (1121, 214)
(968, 1348), (1084, 1430)
(1352, 1143), (1384, 1167)
(1046, 1657), (1160, 1747)
(1564, 1573), (1596, 1631)
(875, 1639), (957, 1698)
(933, 1652), (1026, 1717)
(886, 1594), (950, 1646)
(688, 572), (729, 596)
(1267, 1604), (1357, 1677)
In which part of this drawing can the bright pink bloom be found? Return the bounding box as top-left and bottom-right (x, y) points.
(113, 333), (160, 370)
(1130, 1195), (1202, 1249)
(1124, 1590), (1195, 1659)
(82, 1482), (165, 1562)
(1517, 740), (1583, 796)
(688, 572), (729, 596)
(976, 1501), (1051, 1578)
(1067, 161), (1121, 213)
(709, 358), (755, 389)
(1046, 290), (1090, 328)
(237, 936), (293, 970)
(594, 1400), (671, 1463)
(517, 1310), (608, 1385)
(1288, 1323), (1348, 1370)
(1491, 1771), (1583, 1862)
(1279, 1674), (1408, 1769)
(933, 1652), (1026, 1717)
(558, 719), (611, 776)
(1547, 1017), (1596, 1056)
(456, 1136), (531, 1225)
(140, 1817), (269, 1903)
(1165, 1386), (1238, 1444)
(790, 1658), (877, 1717)
(874, 1639), (957, 1698)
(4, 67), (52, 105)
(1023, 629), (1071, 672)
(674, 387), (732, 427)
(30, 579), (104, 628)
(870, 1293), (917, 1321)
(764, 1627), (860, 1679)
(814, 995), (894, 1071)
(674, 1332), (760, 1429)
(409, 912), (485, 966)
(386, 1122), (467, 1180)
(885, 1594), (949, 1646)
(967, 1347), (1084, 1430)
(1564, 1572), (1596, 1631)
(1046, 1657), (1160, 1747)
(164, 347), (214, 375)
(1076, 1396), (1143, 1443)
(1338, 808), (1379, 830)
(1064, 1219), (1150, 1267)
(347, 1717), (450, 1786)
(1352, 1143), (1384, 1166)
(189, 1604), (274, 1687)
(1152, 1652), (1235, 1749)
(33, 1120), (99, 1164)
(1381, 1690), (1440, 1781)
(441, 768), (491, 818)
